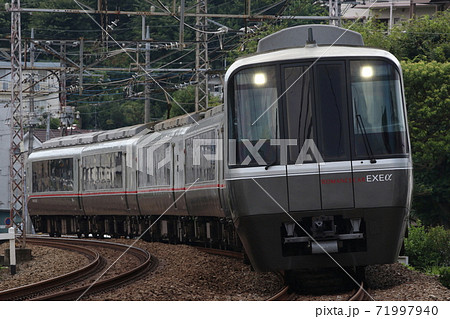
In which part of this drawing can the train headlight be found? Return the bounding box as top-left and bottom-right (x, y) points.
(253, 73), (267, 85)
(361, 66), (374, 78)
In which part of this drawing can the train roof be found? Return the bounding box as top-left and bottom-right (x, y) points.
(38, 105), (224, 150)
(225, 46), (400, 81)
(28, 145), (85, 161)
(40, 124), (149, 149)
(257, 25), (364, 53)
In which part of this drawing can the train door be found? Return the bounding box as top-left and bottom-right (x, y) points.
(282, 62), (354, 212)
(282, 63), (321, 212)
(172, 139), (188, 213)
(314, 62), (354, 209)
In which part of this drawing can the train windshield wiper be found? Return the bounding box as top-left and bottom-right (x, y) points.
(265, 159), (277, 170)
(356, 114), (377, 164)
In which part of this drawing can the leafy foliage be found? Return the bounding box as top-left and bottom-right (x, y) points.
(402, 61), (450, 226)
(170, 86), (195, 118)
(438, 266), (450, 289)
(404, 222), (450, 270)
(347, 11), (450, 62)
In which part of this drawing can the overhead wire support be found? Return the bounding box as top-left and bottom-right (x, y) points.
(195, 0), (208, 112)
(145, 25), (151, 123)
(8, 0), (26, 247)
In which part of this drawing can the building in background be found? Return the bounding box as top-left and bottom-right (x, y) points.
(0, 61), (61, 116)
(0, 61), (61, 219)
(343, 0), (449, 25)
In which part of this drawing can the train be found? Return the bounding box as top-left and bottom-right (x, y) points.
(27, 25), (413, 272)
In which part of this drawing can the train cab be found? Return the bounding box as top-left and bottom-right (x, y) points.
(224, 25), (413, 271)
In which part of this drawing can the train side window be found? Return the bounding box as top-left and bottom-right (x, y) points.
(186, 129), (217, 183)
(283, 65), (314, 164)
(82, 152), (123, 190)
(138, 142), (170, 187)
(32, 158), (74, 192)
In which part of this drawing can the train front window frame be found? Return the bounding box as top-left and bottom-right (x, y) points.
(228, 65), (280, 167)
(350, 60), (408, 158)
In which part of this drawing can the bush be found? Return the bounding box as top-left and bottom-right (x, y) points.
(402, 61), (450, 227)
(438, 267), (450, 289)
(404, 222), (450, 270)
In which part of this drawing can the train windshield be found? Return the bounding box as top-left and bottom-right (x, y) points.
(351, 61), (408, 157)
(228, 59), (408, 167)
(229, 66), (279, 166)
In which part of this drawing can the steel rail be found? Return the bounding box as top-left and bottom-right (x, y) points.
(29, 238), (158, 300)
(268, 281), (371, 301)
(0, 237), (158, 301)
(195, 246), (244, 260)
(348, 282), (371, 301)
(0, 238), (102, 301)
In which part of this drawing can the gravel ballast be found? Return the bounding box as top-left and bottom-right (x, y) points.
(1, 239), (448, 300)
(0, 242), (89, 290)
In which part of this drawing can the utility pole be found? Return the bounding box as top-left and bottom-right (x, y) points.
(179, 0), (185, 48)
(409, 0), (416, 19)
(79, 37), (84, 95)
(9, 0), (26, 247)
(389, 0), (394, 33)
(98, 0), (109, 53)
(195, 0), (209, 112)
(144, 25), (151, 123)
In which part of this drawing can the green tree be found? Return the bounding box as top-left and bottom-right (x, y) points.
(402, 61), (450, 226)
(347, 11), (450, 62)
(388, 11), (450, 62)
(169, 86), (196, 118)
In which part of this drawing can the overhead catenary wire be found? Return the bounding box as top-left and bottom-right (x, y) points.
(5, 0), (290, 122)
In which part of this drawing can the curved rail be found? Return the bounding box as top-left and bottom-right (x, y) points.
(0, 239), (103, 301)
(195, 246), (244, 259)
(266, 271), (292, 301)
(267, 285), (291, 301)
(0, 237), (158, 301)
(349, 282), (371, 301)
(31, 238), (158, 300)
(268, 281), (371, 301)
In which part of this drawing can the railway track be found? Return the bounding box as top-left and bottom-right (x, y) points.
(195, 246), (244, 260)
(196, 247), (372, 301)
(269, 282), (372, 301)
(0, 237), (158, 301)
(348, 283), (372, 301)
(196, 247), (291, 301)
